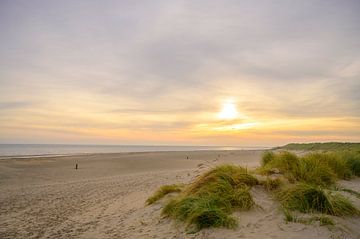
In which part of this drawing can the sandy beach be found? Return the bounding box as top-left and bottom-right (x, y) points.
(1, 150), (359, 239)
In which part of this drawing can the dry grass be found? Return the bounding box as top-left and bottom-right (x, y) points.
(146, 184), (183, 205)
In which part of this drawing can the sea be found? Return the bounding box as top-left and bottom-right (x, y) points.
(0, 144), (269, 158)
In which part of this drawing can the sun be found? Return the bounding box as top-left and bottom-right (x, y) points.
(218, 101), (239, 120)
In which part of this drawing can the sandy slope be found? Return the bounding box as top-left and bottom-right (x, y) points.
(0, 150), (359, 239)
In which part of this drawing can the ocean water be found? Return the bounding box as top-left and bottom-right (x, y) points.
(0, 144), (268, 157)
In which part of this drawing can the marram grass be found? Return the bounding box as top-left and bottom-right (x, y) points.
(277, 183), (359, 216)
(261, 151), (276, 166)
(283, 208), (334, 226)
(146, 184), (183, 205)
(341, 151), (360, 176)
(295, 155), (336, 186)
(260, 151), (359, 185)
(147, 150), (360, 231)
(161, 165), (257, 231)
(304, 152), (352, 180)
(259, 177), (282, 191)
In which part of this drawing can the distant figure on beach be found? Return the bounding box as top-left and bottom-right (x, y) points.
(75, 164), (78, 170)
(186, 156), (189, 160)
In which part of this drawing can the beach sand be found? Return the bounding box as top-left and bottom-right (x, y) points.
(0, 150), (359, 238)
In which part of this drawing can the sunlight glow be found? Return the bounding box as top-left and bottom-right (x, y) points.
(218, 101), (239, 120)
(213, 122), (258, 131)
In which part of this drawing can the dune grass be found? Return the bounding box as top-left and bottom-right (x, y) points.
(163, 195), (238, 230)
(146, 184), (183, 205)
(283, 208), (335, 226)
(341, 151), (360, 176)
(261, 151), (300, 174)
(278, 142), (360, 152)
(160, 165), (257, 231)
(336, 187), (360, 199)
(260, 151), (359, 185)
(147, 149), (360, 231)
(277, 183), (359, 216)
(261, 151), (276, 166)
(295, 155), (336, 186)
(259, 177), (282, 191)
(305, 152), (352, 180)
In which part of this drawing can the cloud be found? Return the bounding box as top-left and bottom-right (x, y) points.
(0, 0), (359, 144)
(0, 101), (35, 111)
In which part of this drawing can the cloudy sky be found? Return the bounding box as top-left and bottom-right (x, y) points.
(0, 0), (359, 146)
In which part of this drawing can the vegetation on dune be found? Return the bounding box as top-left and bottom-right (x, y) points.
(278, 183), (359, 216)
(278, 142), (360, 152)
(147, 147), (360, 231)
(283, 208), (335, 226)
(259, 177), (282, 191)
(296, 155), (337, 186)
(185, 165), (258, 195)
(163, 195), (238, 230)
(277, 183), (359, 216)
(161, 165), (257, 231)
(146, 184), (183, 205)
(314, 152), (352, 179)
(338, 188), (360, 199)
(342, 151), (360, 176)
(260, 150), (359, 185)
(261, 150), (360, 223)
(261, 151), (276, 166)
(259, 151), (300, 180)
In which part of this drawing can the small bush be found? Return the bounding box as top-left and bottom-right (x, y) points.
(146, 184), (183, 205)
(277, 183), (359, 216)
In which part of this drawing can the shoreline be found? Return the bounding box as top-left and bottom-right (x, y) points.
(0, 148), (268, 160)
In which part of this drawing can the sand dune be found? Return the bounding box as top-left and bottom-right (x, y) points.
(0, 150), (359, 238)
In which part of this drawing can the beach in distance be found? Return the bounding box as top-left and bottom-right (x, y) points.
(1, 149), (359, 238)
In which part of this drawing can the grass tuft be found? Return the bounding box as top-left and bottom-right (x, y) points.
(186, 165), (258, 195)
(277, 183), (359, 216)
(283, 209), (334, 226)
(259, 151), (357, 186)
(305, 153), (352, 180)
(261, 151), (276, 166)
(161, 165), (257, 230)
(260, 177), (282, 191)
(146, 184), (183, 205)
(162, 195), (237, 231)
(318, 215), (335, 226)
(295, 155), (336, 186)
(341, 151), (360, 176)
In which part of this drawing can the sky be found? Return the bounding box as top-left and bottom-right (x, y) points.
(0, 0), (359, 146)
